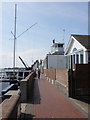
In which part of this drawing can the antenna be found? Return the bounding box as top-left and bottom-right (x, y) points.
(11, 23), (37, 40)
(62, 29), (65, 49)
(62, 29), (65, 44)
(16, 23), (37, 39)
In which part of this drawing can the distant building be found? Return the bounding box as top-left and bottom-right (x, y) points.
(43, 54), (66, 69)
(65, 34), (90, 69)
(43, 40), (66, 69)
(51, 39), (64, 55)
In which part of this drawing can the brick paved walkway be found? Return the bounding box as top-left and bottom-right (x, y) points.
(24, 74), (89, 119)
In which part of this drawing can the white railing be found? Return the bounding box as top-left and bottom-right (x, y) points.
(0, 70), (31, 80)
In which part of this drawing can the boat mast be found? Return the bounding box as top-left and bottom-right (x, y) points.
(12, 4), (37, 71)
(13, 4), (17, 70)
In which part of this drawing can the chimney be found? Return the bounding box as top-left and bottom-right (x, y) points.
(53, 39), (55, 44)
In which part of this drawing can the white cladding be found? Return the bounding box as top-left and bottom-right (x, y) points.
(66, 37), (86, 55)
(48, 55), (66, 69)
(65, 35), (88, 69)
(51, 45), (64, 54)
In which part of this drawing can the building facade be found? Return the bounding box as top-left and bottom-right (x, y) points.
(43, 40), (66, 69)
(65, 34), (90, 69)
(43, 54), (66, 69)
(51, 39), (64, 55)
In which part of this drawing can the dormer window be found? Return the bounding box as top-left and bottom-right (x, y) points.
(73, 48), (77, 52)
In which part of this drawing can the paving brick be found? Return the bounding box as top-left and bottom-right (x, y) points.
(32, 74), (88, 119)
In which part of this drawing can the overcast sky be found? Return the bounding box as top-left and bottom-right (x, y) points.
(0, 1), (88, 68)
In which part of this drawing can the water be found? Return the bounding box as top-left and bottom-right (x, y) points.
(0, 68), (31, 103)
(0, 69), (11, 95)
(0, 82), (10, 95)
(0, 68), (14, 103)
(0, 80), (10, 103)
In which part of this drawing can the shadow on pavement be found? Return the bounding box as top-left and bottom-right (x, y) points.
(72, 96), (90, 104)
(29, 78), (41, 104)
(21, 113), (35, 119)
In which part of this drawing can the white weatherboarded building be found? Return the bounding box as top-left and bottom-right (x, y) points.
(65, 34), (90, 69)
(43, 54), (66, 69)
(43, 40), (66, 69)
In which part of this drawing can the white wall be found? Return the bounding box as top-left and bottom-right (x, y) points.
(42, 59), (47, 69)
(68, 38), (86, 55)
(65, 37), (88, 69)
(51, 46), (64, 54)
(48, 55), (66, 69)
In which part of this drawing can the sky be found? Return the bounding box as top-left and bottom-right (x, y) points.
(0, 1), (88, 68)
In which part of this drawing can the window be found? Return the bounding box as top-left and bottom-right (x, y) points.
(73, 48), (77, 52)
(66, 56), (70, 69)
(73, 55), (75, 64)
(88, 51), (90, 62)
(80, 54), (83, 64)
(58, 44), (63, 47)
(76, 54), (79, 64)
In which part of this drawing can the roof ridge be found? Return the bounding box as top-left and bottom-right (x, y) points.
(71, 34), (89, 36)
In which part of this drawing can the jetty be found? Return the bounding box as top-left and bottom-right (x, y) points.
(0, 69), (89, 120)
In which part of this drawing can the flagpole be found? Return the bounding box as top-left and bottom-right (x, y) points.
(13, 4), (17, 71)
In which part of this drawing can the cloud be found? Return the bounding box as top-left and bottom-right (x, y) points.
(0, 2), (88, 68)
(0, 52), (13, 68)
(16, 48), (49, 66)
(0, 48), (49, 68)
